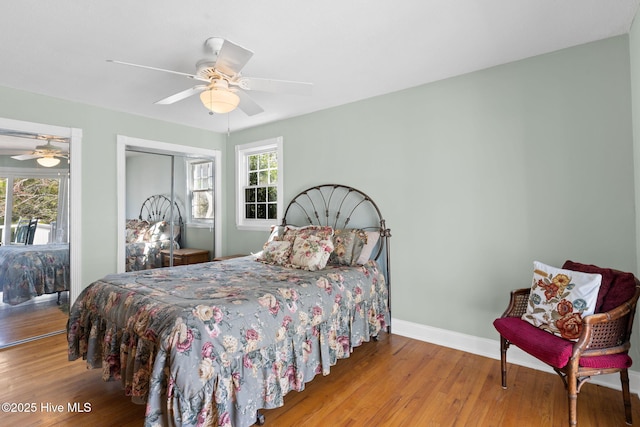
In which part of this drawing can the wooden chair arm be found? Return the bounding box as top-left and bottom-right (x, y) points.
(573, 286), (640, 357)
(500, 287), (531, 318)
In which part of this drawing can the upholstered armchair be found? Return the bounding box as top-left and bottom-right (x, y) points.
(493, 260), (640, 426)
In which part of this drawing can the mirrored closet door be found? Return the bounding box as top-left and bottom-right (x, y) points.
(117, 135), (221, 274)
(0, 118), (81, 348)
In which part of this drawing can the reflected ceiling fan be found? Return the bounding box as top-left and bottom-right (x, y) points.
(108, 37), (313, 116)
(0, 130), (69, 167)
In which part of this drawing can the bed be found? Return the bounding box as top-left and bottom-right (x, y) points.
(68, 184), (391, 427)
(0, 243), (69, 305)
(126, 194), (183, 272)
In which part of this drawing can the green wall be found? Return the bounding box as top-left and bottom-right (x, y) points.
(0, 33), (637, 370)
(228, 35), (637, 356)
(0, 86), (226, 286)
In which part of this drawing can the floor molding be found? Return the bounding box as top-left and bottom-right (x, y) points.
(391, 317), (639, 394)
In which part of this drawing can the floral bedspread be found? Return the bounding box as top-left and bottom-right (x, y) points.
(0, 243), (69, 305)
(68, 256), (389, 427)
(126, 239), (176, 271)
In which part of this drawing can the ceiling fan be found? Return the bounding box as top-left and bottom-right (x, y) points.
(10, 140), (68, 167)
(0, 130), (70, 167)
(108, 37), (313, 116)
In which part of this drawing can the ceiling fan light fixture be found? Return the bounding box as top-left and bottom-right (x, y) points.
(199, 88), (240, 114)
(37, 156), (60, 167)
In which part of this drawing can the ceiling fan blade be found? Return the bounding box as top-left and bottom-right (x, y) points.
(11, 154), (39, 161)
(107, 60), (210, 83)
(155, 85), (208, 105)
(215, 40), (254, 76)
(236, 90), (264, 116)
(238, 77), (313, 96)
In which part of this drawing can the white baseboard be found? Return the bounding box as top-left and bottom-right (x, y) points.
(390, 317), (640, 395)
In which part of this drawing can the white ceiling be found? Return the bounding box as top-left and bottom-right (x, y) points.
(1, 0), (638, 133)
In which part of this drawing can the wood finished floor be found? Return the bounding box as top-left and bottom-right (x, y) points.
(0, 331), (638, 426)
(0, 292), (69, 347)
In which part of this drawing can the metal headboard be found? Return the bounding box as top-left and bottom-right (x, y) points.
(138, 194), (183, 245)
(282, 184), (391, 329)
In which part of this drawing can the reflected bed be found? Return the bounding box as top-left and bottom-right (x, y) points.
(0, 243), (69, 305)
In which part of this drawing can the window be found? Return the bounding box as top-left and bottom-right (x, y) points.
(236, 137), (283, 230)
(187, 160), (214, 224)
(0, 168), (68, 245)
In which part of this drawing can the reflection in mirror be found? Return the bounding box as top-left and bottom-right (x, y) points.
(124, 150), (216, 271)
(0, 130), (70, 348)
(117, 136), (220, 274)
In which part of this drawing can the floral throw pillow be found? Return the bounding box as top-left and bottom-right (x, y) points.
(329, 228), (367, 265)
(521, 261), (602, 340)
(125, 219), (151, 243)
(290, 234), (334, 271)
(282, 225), (334, 244)
(256, 240), (292, 266)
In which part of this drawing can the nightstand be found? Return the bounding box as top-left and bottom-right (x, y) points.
(162, 248), (210, 266)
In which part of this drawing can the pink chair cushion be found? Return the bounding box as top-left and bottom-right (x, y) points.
(493, 317), (632, 370)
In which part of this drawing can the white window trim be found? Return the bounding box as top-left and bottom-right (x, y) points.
(235, 137), (283, 231)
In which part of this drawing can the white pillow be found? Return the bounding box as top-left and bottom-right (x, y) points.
(521, 261), (602, 340)
(356, 231), (380, 264)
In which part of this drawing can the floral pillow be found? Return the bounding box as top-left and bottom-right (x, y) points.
(521, 261), (602, 340)
(290, 234), (334, 271)
(125, 219), (151, 243)
(329, 228), (367, 265)
(282, 225), (334, 243)
(256, 240), (292, 266)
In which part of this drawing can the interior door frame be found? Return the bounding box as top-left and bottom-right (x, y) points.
(0, 117), (82, 303)
(116, 135), (221, 273)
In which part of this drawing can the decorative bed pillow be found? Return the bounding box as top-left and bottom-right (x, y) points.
(125, 219), (151, 243)
(329, 228), (367, 265)
(256, 240), (292, 266)
(290, 234), (334, 271)
(282, 225), (334, 242)
(266, 224), (285, 242)
(522, 261), (602, 340)
(356, 230), (380, 264)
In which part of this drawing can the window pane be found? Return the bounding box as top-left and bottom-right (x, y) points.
(268, 152), (277, 168)
(267, 203), (277, 219)
(192, 191), (213, 219)
(248, 155), (258, 171)
(256, 187), (266, 202)
(245, 188), (255, 202)
(249, 172), (258, 186)
(12, 177), (59, 224)
(256, 203), (266, 219)
(258, 171), (268, 185)
(267, 186), (277, 202)
(246, 204), (255, 219)
(269, 169), (278, 184)
(259, 153), (268, 169)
